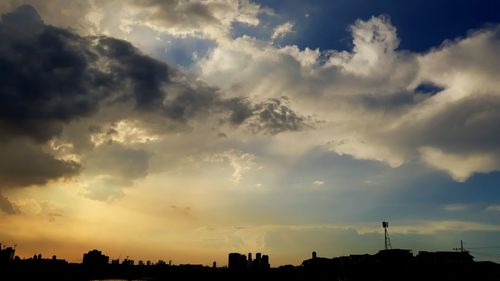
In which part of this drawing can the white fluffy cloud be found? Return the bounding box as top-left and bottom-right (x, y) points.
(327, 15), (401, 76)
(271, 21), (294, 40)
(197, 16), (500, 181)
(118, 0), (265, 39)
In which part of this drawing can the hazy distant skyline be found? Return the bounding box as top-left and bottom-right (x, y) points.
(0, 0), (500, 266)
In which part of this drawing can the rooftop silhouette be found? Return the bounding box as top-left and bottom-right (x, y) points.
(1, 239), (500, 281)
(0, 223), (495, 280)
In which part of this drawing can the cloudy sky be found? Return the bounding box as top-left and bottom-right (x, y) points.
(1, 0), (500, 266)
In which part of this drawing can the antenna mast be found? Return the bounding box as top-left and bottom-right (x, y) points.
(382, 221), (392, 250)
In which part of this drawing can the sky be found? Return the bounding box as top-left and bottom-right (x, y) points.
(0, 0), (500, 266)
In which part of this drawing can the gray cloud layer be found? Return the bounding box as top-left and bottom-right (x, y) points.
(0, 5), (306, 193)
(0, 141), (79, 188)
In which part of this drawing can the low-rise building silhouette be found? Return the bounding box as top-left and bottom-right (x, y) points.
(0, 244), (15, 264)
(0, 245), (499, 281)
(302, 248), (475, 269)
(375, 248), (414, 263)
(416, 250), (474, 264)
(82, 249), (109, 267)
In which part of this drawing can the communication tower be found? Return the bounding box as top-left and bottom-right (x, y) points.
(382, 221), (392, 250)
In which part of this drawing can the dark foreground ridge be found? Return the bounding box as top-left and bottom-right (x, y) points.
(2, 244), (500, 281)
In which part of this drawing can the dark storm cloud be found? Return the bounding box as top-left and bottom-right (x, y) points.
(0, 6), (162, 189)
(247, 98), (309, 135)
(415, 94), (500, 153)
(0, 194), (19, 214)
(217, 96), (309, 134)
(0, 5), (107, 142)
(1, 3), (42, 31)
(222, 97), (254, 125)
(0, 5), (189, 142)
(162, 82), (219, 121)
(0, 5), (307, 189)
(0, 5), (105, 188)
(0, 5), (307, 139)
(94, 37), (171, 110)
(0, 140), (79, 188)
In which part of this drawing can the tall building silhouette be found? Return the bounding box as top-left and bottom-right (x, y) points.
(228, 252), (270, 271)
(228, 253), (247, 271)
(261, 255), (270, 270)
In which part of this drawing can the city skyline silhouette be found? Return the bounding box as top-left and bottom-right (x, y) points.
(3, 234), (500, 280)
(0, 221), (497, 267)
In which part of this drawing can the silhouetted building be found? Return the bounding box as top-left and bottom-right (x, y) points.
(302, 251), (339, 270)
(417, 251), (474, 264)
(179, 264), (204, 270)
(0, 243), (497, 281)
(302, 248), (478, 272)
(82, 249), (109, 267)
(345, 254), (372, 265)
(255, 252), (261, 265)
(303, 250), (413, 269)
(122, 258), (134, 266)
(0, 244), (15, 264)
(229, 252), (270, 271)
(228, 253), (247, 270)
(375, 249), (414, 263)
(261, 254), (270, 269)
